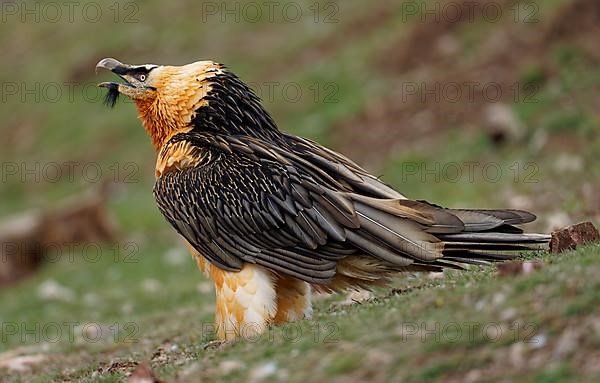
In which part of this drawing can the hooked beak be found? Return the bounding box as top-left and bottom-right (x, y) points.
(96, 57), (127, 73)
(96, 58), (135, 89)
(95, 57), (157, 107)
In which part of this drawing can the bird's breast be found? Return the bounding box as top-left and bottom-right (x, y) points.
(155, 138), (208, 178)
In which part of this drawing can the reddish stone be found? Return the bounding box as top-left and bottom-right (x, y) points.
(497, 261), (543, 277)
(550, 221), (600, 253)
(128, 362), (162, 383)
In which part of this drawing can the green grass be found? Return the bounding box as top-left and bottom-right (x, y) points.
(2, 244), (599, 382)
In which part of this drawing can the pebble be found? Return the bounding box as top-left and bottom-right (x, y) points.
(37, 279), (75, 302)
(142, 279), (162, 294)
(553, 328), (580, 357)
(196, 281), (213, 294)
(219, 359), (245, 375)
(529, 334), (547, 349)
(249, 361), (278, 382)
(164, 248), (187, 266)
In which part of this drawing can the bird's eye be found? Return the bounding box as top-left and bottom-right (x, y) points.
(139, 74), (146, 82)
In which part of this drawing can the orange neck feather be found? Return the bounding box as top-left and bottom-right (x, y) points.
(135, 98), (187, 152)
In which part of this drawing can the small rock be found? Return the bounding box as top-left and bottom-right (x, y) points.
(483, 104), (524, 145)
(340, 290), (373, 306)
(37, 279), (75, 302)
(530, 129), (548, 152)
(366, 348), (393, 365)
(0, 353), (47, 372)
(436, 33), (461, 56)
(554, 328), (580, 357)
(500, 307), (518, 321)
(163, 248), (187, 266)
(493, 292), (506, 305)
(151, 348), (168, 364)
(465, 368), (483, 383)
(277, 369), (290, 381)
(428, 272), (445, 280)
(219, 360), (245, 375)
(550, 221), (600, 253)
(522, 262), (541, 274)
(179, 364), (201, 379)
(249, 361), (277, 382)
(589, 316), (600, 337)
(475, 299), (486, 311)
(497, 261), (542, 277)
(529, 333), (547, 349)
(348, 289), (373, 302)
(554, 153), (583, 173)
(142, 279), (162, 294)
(509, 342), (526, 368)
(128, 362), (161, 383)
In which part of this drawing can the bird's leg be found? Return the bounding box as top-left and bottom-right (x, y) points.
(210, 264), (278, 340)
(273, 276), (312, 324)
(189, 244), (311, 338)
(186, 255), (277, 342)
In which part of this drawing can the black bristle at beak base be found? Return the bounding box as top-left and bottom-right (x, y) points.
(103, 86), (120, 108)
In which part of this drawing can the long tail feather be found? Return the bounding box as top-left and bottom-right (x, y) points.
(346, 195), (549, 267)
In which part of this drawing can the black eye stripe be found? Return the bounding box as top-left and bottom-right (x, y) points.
(130, 68), (150, 75)
(112, 65), (157, 78)
(127, 66), (156, 77)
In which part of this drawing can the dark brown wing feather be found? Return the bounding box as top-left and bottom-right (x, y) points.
(154, 132), (549, 284)
(154, 132), (360, 282)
